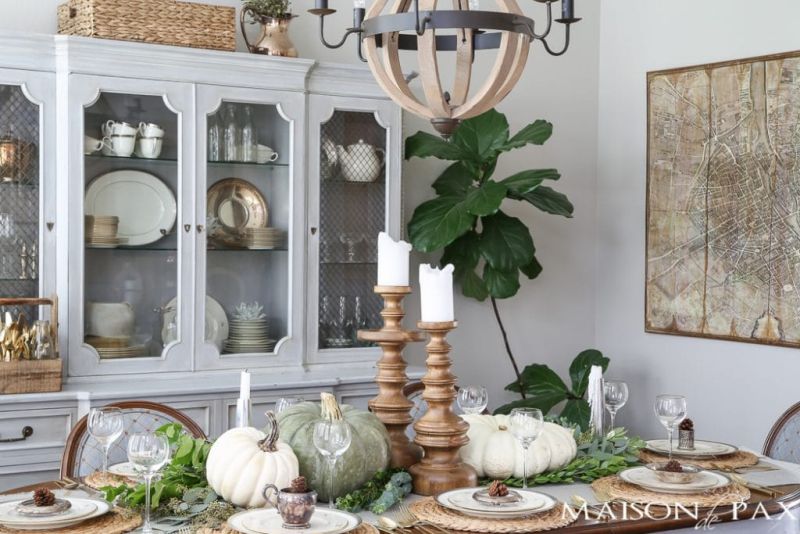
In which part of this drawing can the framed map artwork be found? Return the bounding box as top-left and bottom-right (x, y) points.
(646, 51), (800, 347)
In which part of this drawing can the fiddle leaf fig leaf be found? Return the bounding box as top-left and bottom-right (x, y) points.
(483, 264), (520, 299)
(501, 119), (553, 152)
(408, 196), (475, 253)
(480, 211), (535, 271)
(560, 399), (591, 431)
(463, 181), (508, 217)
(521, 185), (574, 218)
(405, 131), (467, 160)
(569, 349), (610, 397)
(500, 363), (568, 414)
(520, 256), (543, 280)
(452, 109), (510, 162)
(433, 162), (476, 196)
(460, 268), (490, 301)
(441, 231), (481, 270)
(502, 169), (560, 195)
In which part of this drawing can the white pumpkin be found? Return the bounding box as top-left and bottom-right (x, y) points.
(206, 413), (299, 508)
(460, 415), (577, 479)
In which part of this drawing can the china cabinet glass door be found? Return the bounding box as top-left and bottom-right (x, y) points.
(196, 86), (305, 370)
(0, 71), (54, 325)
(68, 76), (194, 376)
(307, 95), (402, 363)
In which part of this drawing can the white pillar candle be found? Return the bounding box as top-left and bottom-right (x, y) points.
(377, 232), (411, 286)
(240, 370), (251, 400)
(419, 263), (455, 322)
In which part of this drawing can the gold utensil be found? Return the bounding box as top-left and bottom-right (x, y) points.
(728, 473), (785, 498)
(396, 502), (452, 534)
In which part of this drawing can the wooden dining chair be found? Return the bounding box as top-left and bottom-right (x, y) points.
(763, 401), (800, 463)
(60, 400), (206, 479)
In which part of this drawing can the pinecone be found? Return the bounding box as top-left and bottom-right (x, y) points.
(289, 476), (308, 493)
(679, 418), (694, 431)
(664, 460), (683, 473)
(488, 480), (509, 497)
(33, 488), (56, 507)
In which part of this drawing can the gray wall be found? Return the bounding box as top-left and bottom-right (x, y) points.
(596, 0), (800, 449)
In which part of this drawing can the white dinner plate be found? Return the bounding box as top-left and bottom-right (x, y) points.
(620, 467), (730, 494)
(108, 461), (139, 478)
(645, 439), (738, 458)
(0, 498), (110, 530)
(436, 488), (556, 518)
(162, 296), (228, 350)
(85, 170), (177, 246)
(228, 508), (360, 534)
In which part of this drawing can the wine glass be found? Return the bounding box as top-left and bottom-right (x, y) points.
(127, 433), (170, 534)
(87, 407), (124, 474)
(509, 408), (544, 489)
(275, 397), (303, 414)
(457, 385), (488, 415)
(603, 380), (629, 431)
(313, 420), (352, 508)
(654, 394), (687, 460)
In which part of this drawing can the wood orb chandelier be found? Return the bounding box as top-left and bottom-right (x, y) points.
(309, 0), (581, 136)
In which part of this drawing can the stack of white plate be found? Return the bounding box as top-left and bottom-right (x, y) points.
(243, 227), (285, 250)
(85, 215), (127, 248)
(0, 497), (111, 530)
(93, 343), (148, 359)
(224, 318), (276, 353)
(435, 488), (557, 519)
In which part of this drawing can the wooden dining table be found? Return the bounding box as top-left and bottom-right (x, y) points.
(4, 465), (800, 533)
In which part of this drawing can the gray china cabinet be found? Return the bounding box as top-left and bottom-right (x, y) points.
(0, 33), (414, 490)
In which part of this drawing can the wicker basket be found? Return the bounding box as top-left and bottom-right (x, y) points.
(57, 0), (236, 52)
(0, 296), (62, 395)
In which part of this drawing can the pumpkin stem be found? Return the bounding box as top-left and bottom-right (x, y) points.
(320, 392), (343, 421)
(258, 411), (280, 452)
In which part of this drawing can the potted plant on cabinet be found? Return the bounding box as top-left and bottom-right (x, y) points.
(240, 0), (298, 57)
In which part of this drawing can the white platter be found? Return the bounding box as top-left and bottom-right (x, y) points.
(85, 170), (177, 246)
(645, 440), (738, 458)
(619, 467), (730, 494)
(228, 508), (360, 534)
(162, 296), (228, 350)
(0, 498), (110, 530)
(436, 488), (556, 519)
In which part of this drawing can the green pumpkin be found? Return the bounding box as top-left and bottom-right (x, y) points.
(276, 393), (391, 503)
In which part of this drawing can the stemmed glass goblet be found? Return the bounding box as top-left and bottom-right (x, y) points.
(654, 394), (687, 460)
(275, 397), (303, 414)
(457, 385), (488, 415)
(87, 407), (124, 474)
(603, 380), (629, 432)
(509, 408), (544, 489)
(313, 420), (352, 508)
(127, 432), (170, 534)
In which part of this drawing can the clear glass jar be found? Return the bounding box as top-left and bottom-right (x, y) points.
(33, 319), (54, 360)
(222, 104), (239, 162)
(208, 114), (221, 162)
(240, 105), (257, 163)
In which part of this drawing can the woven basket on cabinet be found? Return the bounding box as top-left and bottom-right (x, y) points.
(57, 0), (236, 52)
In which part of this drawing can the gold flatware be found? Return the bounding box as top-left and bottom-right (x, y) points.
(395, 502), (451, 534)
(728, 473), (785, 498)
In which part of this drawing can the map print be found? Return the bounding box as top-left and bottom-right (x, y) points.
(646, 53), (800, 347)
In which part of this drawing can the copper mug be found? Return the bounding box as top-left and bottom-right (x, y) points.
(0, 136), (33, 183)
(262, 484), (317, 529)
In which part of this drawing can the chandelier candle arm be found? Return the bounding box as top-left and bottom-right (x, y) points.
(410, 320), (477, 495)
(358, 286), (425, 468)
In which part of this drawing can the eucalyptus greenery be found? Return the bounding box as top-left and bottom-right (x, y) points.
(243, 0), (291, 19)
(405, 109), (574, 396)
(484, 427), (645, 487)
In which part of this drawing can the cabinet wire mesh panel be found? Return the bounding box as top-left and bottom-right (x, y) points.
(318, 111), (387, 350)
(0, 85), (40, 320)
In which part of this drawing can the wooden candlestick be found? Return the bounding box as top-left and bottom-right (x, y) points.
(358, 286), (425, 468)
(409, 321), (477, 496)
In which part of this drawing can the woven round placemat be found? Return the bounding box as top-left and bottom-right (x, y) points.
(591, 475), (750, 507)
(409, 497), (577, 533)
(85, 470), (137, 489)
(201, 520), (381, 534)
(639, 449), (759, 470)
(0, 508), (141, 534)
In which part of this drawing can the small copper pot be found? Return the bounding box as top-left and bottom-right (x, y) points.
(0, 136), (34, 183)
(263, 484), (317, 529)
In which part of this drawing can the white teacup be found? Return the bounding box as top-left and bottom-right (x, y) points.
(102, 120), (137, 137)
(136, 137), (163, 159)
(84, 135), (106, 155)
(86, 302), (135, 338)
(256, 144), (279, 164)
(139, 122), (165, 138)
(103, 135), (136, 157)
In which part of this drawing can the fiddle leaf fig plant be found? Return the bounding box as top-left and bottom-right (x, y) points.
(406, 109), (574, 396)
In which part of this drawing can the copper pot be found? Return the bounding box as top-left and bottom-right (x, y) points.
(0, 136), (34, 183)
(240, 8), (298, 57)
